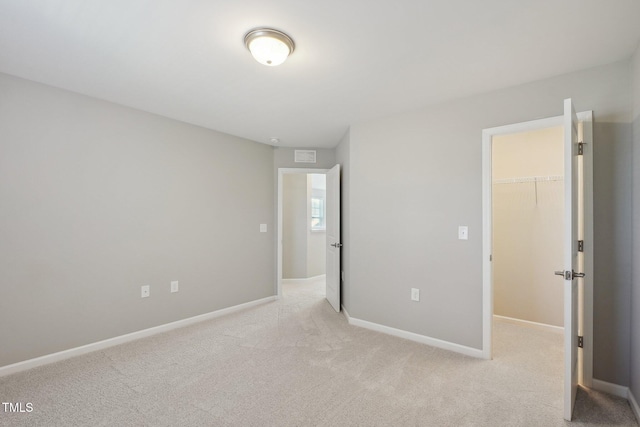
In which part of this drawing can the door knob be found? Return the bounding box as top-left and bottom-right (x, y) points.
(330, 243), (343, 248)
(554, 270), (585, 280)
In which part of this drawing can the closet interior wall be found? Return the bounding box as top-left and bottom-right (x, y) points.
(492, 126), (564, 327)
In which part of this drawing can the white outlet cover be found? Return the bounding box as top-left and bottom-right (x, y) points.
(260, 224), (267, 233)
(141, 285), (150, 298)
(411, 288), (420, 301)
(171, 281), (179, 293)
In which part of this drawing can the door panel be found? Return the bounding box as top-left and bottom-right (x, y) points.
(563, 98), (581, 421)
(325, 164), (341, 312)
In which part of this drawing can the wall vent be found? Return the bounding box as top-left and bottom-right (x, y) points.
(294, 150), (317, 163)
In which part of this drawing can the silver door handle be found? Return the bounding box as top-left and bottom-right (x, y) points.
(330, 243), (343, 248)
(554, 270), (585, 280)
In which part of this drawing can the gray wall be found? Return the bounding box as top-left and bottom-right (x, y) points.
(339, 60), (633, 385)
(282, 174), (308, 278)
(307, 229), (326, 277)
(273, 147), (336, 170)
(0, 73), (275, 367)
(593, 121), (632, 383)
(631, 43), (640, 403)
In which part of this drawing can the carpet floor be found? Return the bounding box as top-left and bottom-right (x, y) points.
(0, 277), (637, 426)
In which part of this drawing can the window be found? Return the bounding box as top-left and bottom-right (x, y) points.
(309, 173), (326, 231)
(311, 197), (325, 230)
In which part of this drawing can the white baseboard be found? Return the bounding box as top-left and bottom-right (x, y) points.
(282, 274), (326, 283)
(493, 315), (563, 334)
(0, 295), (277, 378)
(591, 379), (640, 423)
(346, 314), (484, 359)
(591, 378), (629, 399)
(629, 390), (640, 424)
(341, 305), (350, 320)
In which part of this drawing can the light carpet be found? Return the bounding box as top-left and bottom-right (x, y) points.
(0, 278), (637, 426)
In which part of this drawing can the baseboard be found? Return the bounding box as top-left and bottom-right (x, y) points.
(493, 315), (563, 334)
(591, 378), (629, 399)
(346, 315), (484, 359)
(282, 274), (326, 283)
(629, 390), (640, 423)
(591, 379), (640, 423)
(341, 305), (350, 320)
(0, 295), (277, 378)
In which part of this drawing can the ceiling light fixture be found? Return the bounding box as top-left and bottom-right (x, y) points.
(244, 28), (295, 66)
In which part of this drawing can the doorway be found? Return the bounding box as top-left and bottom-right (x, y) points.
(492, 126), (565, 331)
(482, 107), (594, 419)
(277, 166), (342, 312)
(490, 126), (566, 414)
(281, 172), (327, 281)
(277, 168), (328, 298)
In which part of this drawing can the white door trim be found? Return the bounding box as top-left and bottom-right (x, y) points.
(481, 112), (593, 389)
(277, 168), (329, 298)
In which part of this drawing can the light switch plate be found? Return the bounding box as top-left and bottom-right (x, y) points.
(411, 288), (420, 301)
(141, 285), (150, 298)
(260, 224), (267, 233)
(458, 226), (469, 240)
(170, 281), (179, 293)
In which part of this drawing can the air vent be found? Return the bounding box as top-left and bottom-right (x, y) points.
(294, 150), (317, 163)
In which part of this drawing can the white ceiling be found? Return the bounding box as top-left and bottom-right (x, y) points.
(1, 1), (639, 148)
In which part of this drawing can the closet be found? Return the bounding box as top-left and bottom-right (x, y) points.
(492, 126), (564, 327)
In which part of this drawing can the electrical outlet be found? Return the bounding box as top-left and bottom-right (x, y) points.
(171, 280), (179, 293)
(411, 288), (420, 301)
(141, 285), (150, 298)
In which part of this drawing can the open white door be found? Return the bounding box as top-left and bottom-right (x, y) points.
(560, 98), (582, 421)
(325, 164), (341, 312)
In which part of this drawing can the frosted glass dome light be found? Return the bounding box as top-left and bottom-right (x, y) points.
(244, 28), (295, 66)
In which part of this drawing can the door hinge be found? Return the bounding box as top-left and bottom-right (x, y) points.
(578, 336), (584, 348)
(578, 240), (584, 252)
(578, 142), (584, 155)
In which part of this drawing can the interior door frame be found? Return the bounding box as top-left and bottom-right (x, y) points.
(276, 167), (329, 298)
(481, 111), (594, 388)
